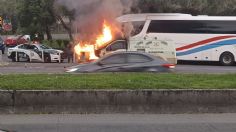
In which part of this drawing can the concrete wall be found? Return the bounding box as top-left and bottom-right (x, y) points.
(0, 90), (236, 114)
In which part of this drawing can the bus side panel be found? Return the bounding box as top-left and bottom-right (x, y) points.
(159, 33), (236, 62)
(128, 20), (177, 64)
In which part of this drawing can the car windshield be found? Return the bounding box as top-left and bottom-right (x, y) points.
(40, 44), (51, 49)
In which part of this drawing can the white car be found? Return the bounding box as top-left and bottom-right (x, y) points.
(8, 44), (64, 62)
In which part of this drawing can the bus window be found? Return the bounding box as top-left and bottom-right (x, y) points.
(206, 21), (236, 34)
(129, 21), (146, 37)
(147, 20), (207, 34)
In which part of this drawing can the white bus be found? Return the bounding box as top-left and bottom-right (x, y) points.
(116, 13), (236, 66)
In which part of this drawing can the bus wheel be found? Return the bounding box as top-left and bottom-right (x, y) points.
(220, 52), (235, 66)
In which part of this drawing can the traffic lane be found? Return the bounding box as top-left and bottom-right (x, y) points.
(0, 50), (73, 74)
(176, 65), (236, 74)
(0, 63), (236, 74)
(1, 51), (236, 74)
(0, 63), (73, 74)
(1, 114), (236, 132)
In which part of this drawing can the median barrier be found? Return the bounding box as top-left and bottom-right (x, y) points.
(0, 90), (236, 114)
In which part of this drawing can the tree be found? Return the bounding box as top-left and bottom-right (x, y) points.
(49, 2), (75, 41)
(17, 0), (56, 41)
(134, 0), (236, 16)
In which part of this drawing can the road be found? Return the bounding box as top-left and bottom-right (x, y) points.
(1, 114), (236, 132)
(1, 52), (236, 74)
(176, 65), (236, 74)
(0, 63), (236, 74)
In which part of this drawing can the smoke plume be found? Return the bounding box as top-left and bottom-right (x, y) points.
(56, 0), (135, 42)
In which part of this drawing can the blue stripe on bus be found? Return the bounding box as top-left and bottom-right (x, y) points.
(177, 39), (236, 56)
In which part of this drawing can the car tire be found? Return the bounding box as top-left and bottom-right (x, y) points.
(56, 60), (64, 63)
(220, 52), (235, 66)
(44, 56), (51, 63)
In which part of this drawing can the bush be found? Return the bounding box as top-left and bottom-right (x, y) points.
(41, 40), (69, 50)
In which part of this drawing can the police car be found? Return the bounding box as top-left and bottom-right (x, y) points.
(8, 44), (64, 62)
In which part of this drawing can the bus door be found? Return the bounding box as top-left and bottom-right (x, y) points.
(128, 20), (150, 52)
(146, 34), (176, 63)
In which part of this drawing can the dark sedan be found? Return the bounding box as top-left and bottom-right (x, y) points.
(66, 51), (175, 73)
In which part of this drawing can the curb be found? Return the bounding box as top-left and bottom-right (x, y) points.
(0, 90), (236, 114)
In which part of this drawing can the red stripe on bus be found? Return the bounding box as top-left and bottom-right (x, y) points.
(176, 36), (236, 51)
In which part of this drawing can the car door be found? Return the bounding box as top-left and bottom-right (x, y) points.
(123, 53), (153, 72)
(97, 54), (129, 72)
(26, 45), (42, 60)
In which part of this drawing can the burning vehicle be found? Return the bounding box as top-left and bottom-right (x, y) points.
(73, 21), (124, 62)
(73, 14), (177, 64)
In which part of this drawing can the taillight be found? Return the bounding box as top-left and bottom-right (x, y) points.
(162, 64), (176, 69)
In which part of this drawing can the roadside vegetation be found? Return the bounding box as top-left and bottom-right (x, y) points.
(1, 0), (236, 40)
(0, 73), (235, 90)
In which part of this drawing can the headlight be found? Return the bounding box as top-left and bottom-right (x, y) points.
(51, 52), (59, 55)
(66, 68), (79, 73)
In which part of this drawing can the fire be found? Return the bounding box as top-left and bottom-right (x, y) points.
(74, 21), (114, 61)
(96, 22), (113, 48)
(74, 44), (98, 60)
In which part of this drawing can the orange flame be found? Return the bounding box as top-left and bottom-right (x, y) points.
(74, 43), (98, 60)
(74, 21), (113, 61)
(96, 21), (113, 48)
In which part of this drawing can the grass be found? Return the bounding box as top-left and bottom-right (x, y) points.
(0, 73), (236, 90)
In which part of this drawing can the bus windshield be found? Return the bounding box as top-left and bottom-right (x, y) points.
(122, 21), (145, 37)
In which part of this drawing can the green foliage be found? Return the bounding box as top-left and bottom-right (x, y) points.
(3, 0), (236, 37)
(0, 74), (236, 90)
(135, 0), (236, 15)
(17, 0), (56, 40)
(42, 39), (68, 50)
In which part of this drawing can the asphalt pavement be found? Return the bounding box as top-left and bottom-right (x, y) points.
(0, 52), (236, 74)
(1, 114), (236, 132)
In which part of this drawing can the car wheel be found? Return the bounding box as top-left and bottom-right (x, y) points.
(44, 56), (51, 63)
(220, 52), (235, 66)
